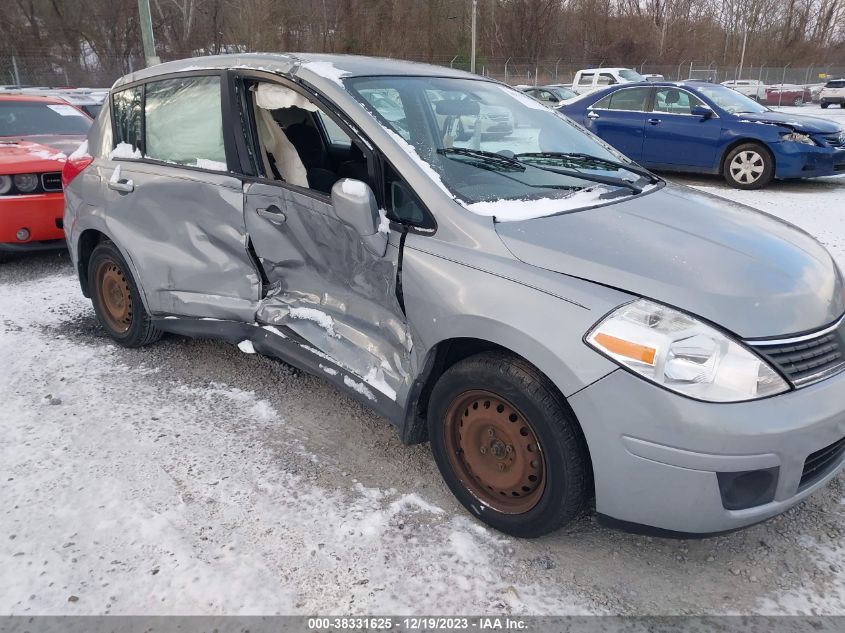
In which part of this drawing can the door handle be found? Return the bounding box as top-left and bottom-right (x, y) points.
(647, 118), (662, 125)
(586, 111), (600, 120)
(107, 179), (134, 193)
(257, 204), (286, 224)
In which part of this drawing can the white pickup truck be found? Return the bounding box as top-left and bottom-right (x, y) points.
(570, 68), (646, 95)
(720, 79), (767, 101)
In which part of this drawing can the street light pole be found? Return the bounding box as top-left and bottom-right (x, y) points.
(137, 0), (161, 67)
(470, 0), (477, 74)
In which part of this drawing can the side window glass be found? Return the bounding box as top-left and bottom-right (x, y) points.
(384, 163), (434, 231)
(578, 73), (594, 86)
(607, 87), (650, 111)
(112, 86), (143, 152)
(316, 111), (351, 148)
(145, 75), (226, 169)
(591, 94), (612, 109)
(598, 74), (616, 86)
(654, 89), (704, 115)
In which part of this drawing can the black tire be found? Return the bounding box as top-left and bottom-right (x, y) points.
(88, 240), (162, 347)
(840, 103), (845, 109)
(428, 351), (591, 538)
(820, 102), (829, 109)
(723, 142), (774, 190)
(792, 96), (803, 106)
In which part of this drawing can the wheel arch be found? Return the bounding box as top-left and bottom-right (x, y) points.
(76, 229), (152, 313)
(719, 137), (776, 175)
(401, 336), (591, 456)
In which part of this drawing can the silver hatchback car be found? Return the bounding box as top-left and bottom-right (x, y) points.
(63, 54), (845, 538)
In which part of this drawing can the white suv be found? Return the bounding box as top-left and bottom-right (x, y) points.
(819, 79), (845, 109)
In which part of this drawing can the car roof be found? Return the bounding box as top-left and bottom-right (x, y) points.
(0, 93), (77, 104)
(113, 53), (480, 90)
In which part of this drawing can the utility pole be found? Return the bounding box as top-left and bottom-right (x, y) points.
(737, 31), (747, 81)
(470, 0), (478, 74)
(137, 0), (161, 67)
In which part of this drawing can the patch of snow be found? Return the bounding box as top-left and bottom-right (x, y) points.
(377, 208), (391, 234)
(68, 140), (90, 160)
(288, 307), (337, 337)
(343, 375), (375, 401)
(466, 185), (614, 222)
(30, 149), (67, 161)
(237, 340), (255, 354)
(363, 367), (396, 400)
(108, 142), (142, 160)
(341, 178), (368, 197)
(262, 325), (287, 338)
(193, 158), (228, 171)
(300, 61), (350, 85)
(319, 364), (339, 376)
(108, 164), (121, 183)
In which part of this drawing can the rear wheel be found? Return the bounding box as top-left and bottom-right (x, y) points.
(428, 352), (590, 537)
(792, 96), (803, 106)
(723, 143), (774, 190)
(88, 241), (161, 347)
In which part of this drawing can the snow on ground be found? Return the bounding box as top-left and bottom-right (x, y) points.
(0, 274), (592, 615)
(1, 104), (844, 618)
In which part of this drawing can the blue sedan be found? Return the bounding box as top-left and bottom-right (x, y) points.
(560, 81), (845, 189)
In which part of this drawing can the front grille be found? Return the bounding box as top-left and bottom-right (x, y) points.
(820, 133), (845, 148)
(748, 316), (845, 387)
(41, 172), (63, 192)
(800, 436), (845, 489)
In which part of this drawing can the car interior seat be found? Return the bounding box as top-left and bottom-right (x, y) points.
(284, 120), (337, 194)
(337, 143), (369, 183)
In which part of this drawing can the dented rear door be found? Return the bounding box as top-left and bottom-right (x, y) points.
(244, 181), (413, 406)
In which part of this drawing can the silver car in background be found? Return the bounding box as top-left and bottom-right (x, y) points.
(63, 54), (845, 538)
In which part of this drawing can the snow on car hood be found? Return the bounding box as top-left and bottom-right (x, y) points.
(495, 183), (845, 338)
(737, 111), (841, 134)
(0, 137), (78, 173)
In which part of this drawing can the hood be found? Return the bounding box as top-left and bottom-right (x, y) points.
(736, 110), (840, 134)
(0, 137), (82, 173)
(495, 184), (845, 338)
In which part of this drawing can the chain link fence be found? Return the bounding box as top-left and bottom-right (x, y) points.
(2, 51), (844, 91)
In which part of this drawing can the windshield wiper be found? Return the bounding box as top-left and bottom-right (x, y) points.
(515, 151), (659, 184)
(437, 147), (525, 171)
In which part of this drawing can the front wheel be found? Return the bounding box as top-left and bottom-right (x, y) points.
(821, 102), (829, 109)
(723, 143), (774, 190)
(428, 352), (591, 538)
(793, 96), (803, 106)
(88, 241), (162, 347)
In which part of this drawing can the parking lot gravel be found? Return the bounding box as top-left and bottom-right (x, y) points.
(1, 107), (844, 616)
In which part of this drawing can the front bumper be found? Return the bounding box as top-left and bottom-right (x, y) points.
(569, 367), (845, 534)
(773, 142), (845, 178)
(0, 193), (66, 248)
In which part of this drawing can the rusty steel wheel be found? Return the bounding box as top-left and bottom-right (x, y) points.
(94, 258), (133, 334)
(443, 390), (546, 514)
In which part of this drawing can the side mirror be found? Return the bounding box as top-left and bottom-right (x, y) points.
(691, 104), (714, 118)
(331, 178), (387, 258)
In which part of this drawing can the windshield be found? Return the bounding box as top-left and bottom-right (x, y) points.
(618, 69), (646, 82)
(347, 76), (653, 209)
(695, 84), (768, 114)
(550, 87), (577, 100)
(0, 101), (92, 136)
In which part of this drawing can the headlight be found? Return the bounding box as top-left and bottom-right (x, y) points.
(781, 131), (815, 145)
(13, 173), (39, 193)
(0, 175), (11, 195)
(586, 299), (789, 402)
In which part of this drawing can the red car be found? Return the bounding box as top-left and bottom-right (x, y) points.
(0, 94), (92, 262)
(762, 84), (809, 106)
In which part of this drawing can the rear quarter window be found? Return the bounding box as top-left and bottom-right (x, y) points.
(112, 86), (143, 151)
(825, 80), (845, 89)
